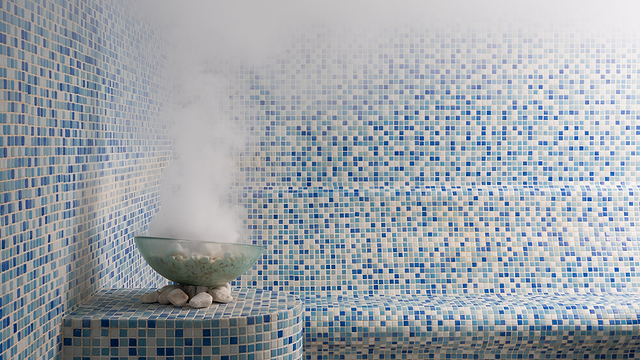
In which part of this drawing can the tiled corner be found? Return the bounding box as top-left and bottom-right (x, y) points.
(0, 0), (170, 359)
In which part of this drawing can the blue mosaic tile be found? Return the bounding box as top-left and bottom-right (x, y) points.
(0, 0), (170, 359)
(231, 27), (640, 188)
(303, 292), (640, 359)
(62, 288), (304, 360)
(223, 26), (640, 359)
(237, 185), (640, 296)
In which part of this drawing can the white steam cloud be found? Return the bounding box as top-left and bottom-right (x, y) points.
(148, 69), (243, 243)
(144, 0), (638, 243)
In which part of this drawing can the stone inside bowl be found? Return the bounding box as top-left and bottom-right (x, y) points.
(135, 236), (264, 286)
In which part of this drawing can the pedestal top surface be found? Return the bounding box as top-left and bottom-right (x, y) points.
(66, 288), (301, 321)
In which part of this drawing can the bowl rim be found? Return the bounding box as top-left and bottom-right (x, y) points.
(134, 235), (264, 250)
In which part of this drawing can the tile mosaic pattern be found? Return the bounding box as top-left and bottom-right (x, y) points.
(3, 0), (640, 359)
(238, 185), (640, 296)
(233, 27), (640, 188)
(303, 291), (640, 359)
(222, 26), (640, 358)
(62, 288), (304, 360)
(0, 0), (170, 359)
(228, 26), (640, 294)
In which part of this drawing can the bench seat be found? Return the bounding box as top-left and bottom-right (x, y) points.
(303, 291), (640, 359)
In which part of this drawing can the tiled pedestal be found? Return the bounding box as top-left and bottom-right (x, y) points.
(62, 288), (304, 360)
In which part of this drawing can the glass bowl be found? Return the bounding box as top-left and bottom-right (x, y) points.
(135, 236), (264, 286)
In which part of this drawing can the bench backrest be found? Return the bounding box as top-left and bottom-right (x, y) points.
(237, 186), (638, 296)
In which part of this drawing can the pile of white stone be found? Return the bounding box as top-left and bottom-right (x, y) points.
(141, 283), (233, 308)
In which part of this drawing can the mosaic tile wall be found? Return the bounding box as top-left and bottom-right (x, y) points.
(0, 0), (170, 359)
(3, 0), (640, 359)
(229, 26), (640, 297)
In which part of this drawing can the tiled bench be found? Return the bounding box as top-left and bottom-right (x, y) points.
(62, 288), (304, 360)
(303, 291), (640, 359)
(238, 185), (640, 358)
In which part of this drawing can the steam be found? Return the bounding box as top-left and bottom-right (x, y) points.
(145, 0), (638, 243)
(148, 66), (243, 242)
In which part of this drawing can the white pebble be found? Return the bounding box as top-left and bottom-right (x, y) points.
(222, 283), (231, 291)
(158, 290), (171, 305)
(188, 292), (213, 308)
(216, 285), (231, 295)
(167, 289), (189, 307)
(209, 286), (233, 303)
(141, 291), (160, 304)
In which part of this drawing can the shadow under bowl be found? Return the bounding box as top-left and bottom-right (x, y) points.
(135, 236), (264, 287)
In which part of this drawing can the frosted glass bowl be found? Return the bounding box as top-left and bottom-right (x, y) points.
(135, 236), (264, 287)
